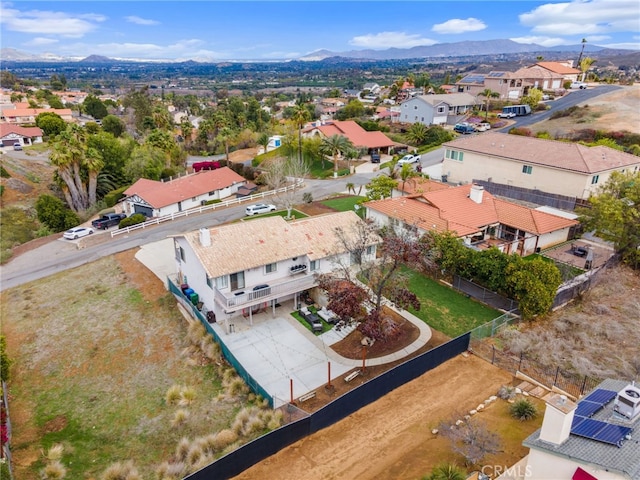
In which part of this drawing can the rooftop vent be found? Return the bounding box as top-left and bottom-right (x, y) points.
(199, 228), (211, 247)
(614, 383), (640, 420)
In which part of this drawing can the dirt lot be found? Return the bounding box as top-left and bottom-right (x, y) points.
(234, 355), (536, 480)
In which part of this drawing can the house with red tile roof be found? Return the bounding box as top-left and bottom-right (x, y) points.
(122, 167), (247, 218)
(442, 132), (640, 202)
(534, 61), (581, 82)
(303, 120), (403, 156)
(364, 183), (578, 256)
(1, 107), (74, 125)
(0, 124), (43, 147)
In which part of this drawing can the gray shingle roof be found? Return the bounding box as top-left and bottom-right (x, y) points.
(523, 379), (640, 479)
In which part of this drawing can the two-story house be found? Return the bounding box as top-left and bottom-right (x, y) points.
(400, 93), (478, 126)
(172, 211), (379, 331)
(442, 132), (640, 202)
(122, 167), (246, 218)
(364, 183), (578, 256)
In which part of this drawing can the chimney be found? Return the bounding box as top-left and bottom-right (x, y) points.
(469, 184), (484, 204)
(539, 393), (576, 445)
(199, 227), (211, 247)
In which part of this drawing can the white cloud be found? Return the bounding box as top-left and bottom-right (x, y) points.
(63, 38), (228, 60)
(519, 0), (640, 35)
(600, 41), (640, 50)
(261, 51), (301, 59)
(432, 18), (487, 34)
(124, 15), (159, 26)
(0, 4), (106, 37)
(510, 36), (570, 47)
(24, 37), (59, 47)
(349, 31), (437, 49)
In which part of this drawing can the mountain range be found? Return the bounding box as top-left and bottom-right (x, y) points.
(0, 39), (615, 63)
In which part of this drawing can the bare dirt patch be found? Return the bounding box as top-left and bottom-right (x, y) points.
(233, 355), (540, 480)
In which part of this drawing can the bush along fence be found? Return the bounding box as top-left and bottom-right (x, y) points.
(167, 277), (272, 406)
(184, 332), (470, 480)
(469, 318), (601, 399)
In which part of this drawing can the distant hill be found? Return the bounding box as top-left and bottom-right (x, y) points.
(79, 55), (115, 63)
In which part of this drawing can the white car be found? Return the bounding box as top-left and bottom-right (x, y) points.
(497, 112), (516, 119)
(63, 227), (94, 240)
(245, 203), (277, 216)
(397, 154), (420, 165)
(570, 81), (587, 89)
(474, 122), (491, 132)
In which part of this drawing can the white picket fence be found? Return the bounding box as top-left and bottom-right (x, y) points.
(111, 180), (304, 237)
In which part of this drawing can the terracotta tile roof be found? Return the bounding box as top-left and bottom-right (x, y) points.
(514, 65), (565, 79)
(0, 124), (43, 137)
(183, 211), (377, 278)
(535, 61), (581, 75)
(443, 132), (640, 173)
(4, 108), (73, 117)
(397, 177), (450, 195)
(313, 120), (401, 149)
(123, 167), (246, 208)
(366, 184), (577, 237)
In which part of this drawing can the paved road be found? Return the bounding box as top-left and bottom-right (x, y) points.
(0, 176), (378, 291)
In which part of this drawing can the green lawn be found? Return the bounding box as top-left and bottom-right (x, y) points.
(321, 196), (366, 212)
(291, 306), (333, 334)
(401, 266), (501, 337)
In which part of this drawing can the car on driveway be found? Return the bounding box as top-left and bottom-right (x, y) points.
(63, 227), (94, 240)
(570, 81), (587, 89)
(454, 123), (475, 134)
(497, 111), (516, 119)
(397, 154), (420, 165)
(245, 203), (277, 216)
(13, 144), (23, 151)
(474, 122), (491, 132)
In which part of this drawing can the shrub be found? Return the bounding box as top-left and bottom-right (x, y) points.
(174, 437), (191, 462)
(497, 385), (516, 400)
(118, 214), (146, 229)
(303, 192), (313, 203)
(101, 460), (141, 480)
(165, 385), (182, 405)
(508, 127), (533, 137)
(0, 165), (10, 178)
(213, 429), (238, 450)
(510, 398), (538, 421)
(42, 460), (67, 480)
(35, 194), (80, 232)
(424, 463), (466, 480)
(102, 186), (128, 208)
(172, 409), (190, 426)
(179, 386), (197, 406)
(202, 199), (222, 206)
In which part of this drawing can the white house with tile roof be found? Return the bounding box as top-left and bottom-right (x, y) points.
(442, 133), (640, 200)
(172, 211), (379, 328)
(122, 167), (246, 218)
(400, 93), (478, 126)
(521, 379), (640, 480)
(364, 183), (578, 256)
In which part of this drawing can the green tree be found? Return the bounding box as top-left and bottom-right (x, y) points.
(579, 57), (596, 82)
(0, 335), (12, 382)
(405, 122), (428, 146)
(35, 112), (66, 137)
(577, 171), (640, 269)
(399, 163), (419, 195)
(50, 124), (104, 211)
(83, 94), (108, 120)
(101, 115), (125, 137)
(320, 134), (354, 177)
(521, 88), (543, 110)
(291, 102), (310, 164)
(365, 175), (397, 200)
(336, 99), (365, 120)
(35, 194), (80, 231)
(478, 88), (499, 119)
(124, 145), (166, 182)
(505, 256), (562, 319)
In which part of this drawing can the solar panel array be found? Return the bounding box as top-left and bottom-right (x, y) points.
(487, 72), (506, 77)
(570, 389), (633, 448)
(460, 75), (485, 84)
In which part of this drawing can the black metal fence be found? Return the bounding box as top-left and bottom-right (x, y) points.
(185, 333), (471, 480)
(451, 275), (519, 312)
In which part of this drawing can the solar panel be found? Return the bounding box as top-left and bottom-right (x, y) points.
(583, 389), (617, 405)
(576, 400), (604, 417)
(572, 415), (586, 429)
(460, 75), (485, 84)
(488, 72), (506, 78)
(593, 423), (632, 447)
(572, 417), (608, 438)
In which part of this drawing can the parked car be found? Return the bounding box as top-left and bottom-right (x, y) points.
(397, 154), (420, 165)
(370, 151), (381, 163)
(13, 144), (23, 151)
(454, 123), (475, 134)
(245, 203), (277, 216)
(570, 81), (587, 89)
(474, 122), (491, 132)
(91, 213), (127, 230)
(497, 111), (516, 119)
(63, 226), (94, 240)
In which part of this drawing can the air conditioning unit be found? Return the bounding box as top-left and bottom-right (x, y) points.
(614, 383), (640, 420)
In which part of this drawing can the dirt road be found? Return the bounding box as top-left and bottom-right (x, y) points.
(233, 355), (520, 480)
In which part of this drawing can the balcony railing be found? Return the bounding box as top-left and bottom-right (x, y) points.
(213, 274), (318, 312)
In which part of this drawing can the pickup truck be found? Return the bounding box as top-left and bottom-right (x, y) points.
(91, 213), (126, 230)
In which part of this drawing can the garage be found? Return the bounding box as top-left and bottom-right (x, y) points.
(134, 205), (153, 218)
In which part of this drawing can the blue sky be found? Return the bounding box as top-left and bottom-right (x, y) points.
(1, 1), (638, 60)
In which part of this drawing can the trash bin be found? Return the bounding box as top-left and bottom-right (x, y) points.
(189, 292), (199, 306)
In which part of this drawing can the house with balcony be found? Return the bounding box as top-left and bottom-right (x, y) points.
(442, 132), (640, 202)
(122, 167), (246, 218)
(364, 183), (578, 256)
(399, 93), (478, 126)
(172, 211), (379, 332)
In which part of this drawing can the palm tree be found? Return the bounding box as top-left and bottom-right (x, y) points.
(406, 122), (428, 146)
(320, 134), (354, 177)
(291, 102), (310, 164)
(579, 57), (595, 82)
(478, 88), (499, 120)
(346, 182), (355, 194)
(424, 463), (466, 480)
(577, 38), (588, 66)
(399, 163), (419, 196)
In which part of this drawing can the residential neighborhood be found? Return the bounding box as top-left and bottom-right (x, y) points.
(1, 4), (639, 479)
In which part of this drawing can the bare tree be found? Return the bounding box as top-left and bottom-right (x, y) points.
(438, 415), (501, 467)
(263, 154), (309, 218)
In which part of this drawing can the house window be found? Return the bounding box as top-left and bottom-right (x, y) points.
(179, 246), (185, 261)
(209, 190), (216, 196)
(265, 262), (277, 274)
(230, 271), (245, 290)
(522, 165), (533, 174)
(366, 245), (374, 255)
(591, 175), (599, 184)
(450, 150), (463, 161)
(206, 275), (213, 289)
(437, 106), (446, 113)
(445, 149), (451, 159)
(310, 260), (319, 271)
(215, 276), (228, 289)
